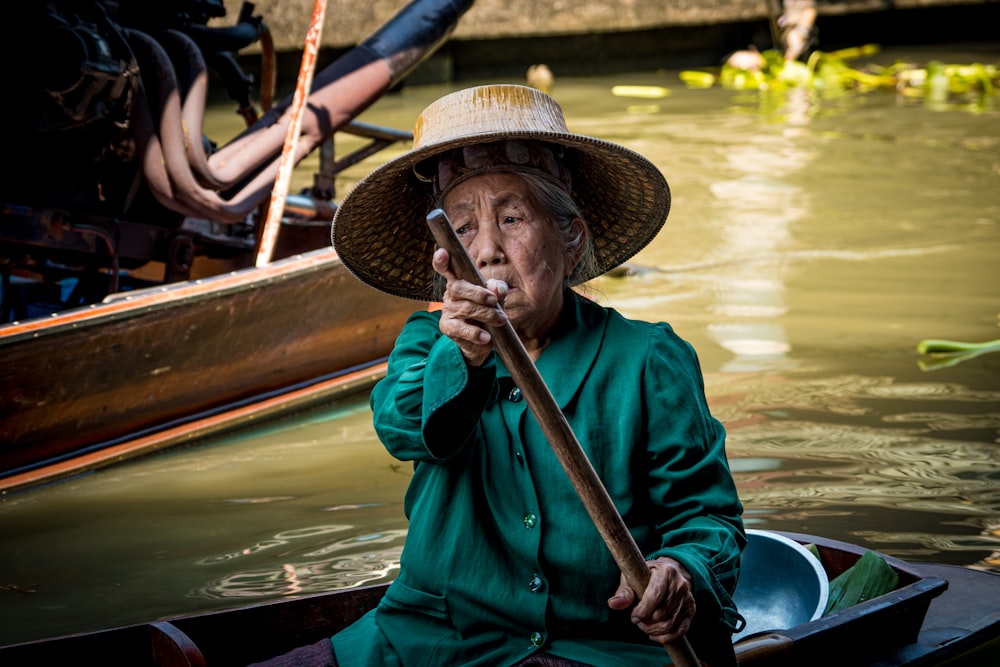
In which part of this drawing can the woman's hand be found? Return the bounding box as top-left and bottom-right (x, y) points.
(607, 557), (696, 646)
(433, 248), (508, 366)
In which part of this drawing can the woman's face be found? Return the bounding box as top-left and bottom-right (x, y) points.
(442, 172), (570, 335)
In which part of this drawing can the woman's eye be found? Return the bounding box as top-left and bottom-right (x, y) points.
(455, 224), (470, 235)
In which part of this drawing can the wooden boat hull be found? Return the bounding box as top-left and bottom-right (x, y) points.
(0, 248), (418, 487)
(0, 533), (996, 666)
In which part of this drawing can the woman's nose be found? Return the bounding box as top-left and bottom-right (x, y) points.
(473, 224), (505, 267)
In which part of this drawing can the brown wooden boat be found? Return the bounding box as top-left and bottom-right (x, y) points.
(0, 0), (474, 492)
(0, 248), (418, 492)
(1, 532), (997, 666)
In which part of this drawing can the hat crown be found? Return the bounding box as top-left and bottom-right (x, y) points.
(413, 85), (570, 150)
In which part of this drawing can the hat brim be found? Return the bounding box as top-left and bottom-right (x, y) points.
(331, 128), (670, 301)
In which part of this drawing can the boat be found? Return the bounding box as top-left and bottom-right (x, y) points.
(0, 531), (996, 666)
(0, 252), (417, 492)
(0, 0), (476, 492)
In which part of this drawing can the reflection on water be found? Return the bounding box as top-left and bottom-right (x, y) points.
(0, 396), (413, 643)
(1, 43), (998, 644)
(193, 527), (404, 599)
(700, 89), (817, 372)
(712, 371), (1000, 568)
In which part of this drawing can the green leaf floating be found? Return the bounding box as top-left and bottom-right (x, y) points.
(917, 338), (1000, 355)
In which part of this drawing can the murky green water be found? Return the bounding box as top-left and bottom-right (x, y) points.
(2, 43), (998, 645)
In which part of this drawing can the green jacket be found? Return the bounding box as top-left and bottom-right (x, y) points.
(333, 292), (745, 666)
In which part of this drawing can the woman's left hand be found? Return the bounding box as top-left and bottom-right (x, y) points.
(607, 557), (696, 646)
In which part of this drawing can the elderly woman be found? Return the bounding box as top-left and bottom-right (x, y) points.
(260, 85), (746, 667)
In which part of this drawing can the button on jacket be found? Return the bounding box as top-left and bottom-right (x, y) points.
(332, 292), (745, 666)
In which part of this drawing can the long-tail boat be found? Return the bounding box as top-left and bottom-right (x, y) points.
(0, 0), (476, 492)
(0, 531), (997, 666)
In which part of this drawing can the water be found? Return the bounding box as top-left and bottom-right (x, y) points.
(2, 43), (999, 645)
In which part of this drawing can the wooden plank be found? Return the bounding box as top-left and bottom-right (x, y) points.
(0, 249), (416, 474)
(0, 360), (388, 494)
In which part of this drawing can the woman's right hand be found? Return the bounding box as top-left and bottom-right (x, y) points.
(433, 247), (508, 366)
(608, 556), (696, 647)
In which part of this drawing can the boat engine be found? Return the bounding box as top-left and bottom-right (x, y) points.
(0, 0), (472, 321)
(0, 0), (268, 317)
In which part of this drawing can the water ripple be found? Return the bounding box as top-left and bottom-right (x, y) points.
(190, 547), (403, 600)
(195, 525), (353, 565)
(853, 525), (1000, 571)
(711, 372), (1000, 570)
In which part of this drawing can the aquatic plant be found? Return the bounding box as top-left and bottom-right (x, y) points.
(679, 45), (999, 111)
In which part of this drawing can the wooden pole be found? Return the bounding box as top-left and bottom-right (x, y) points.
(764, 0), (784, 51)
(255, 0), (328, 267)
(426, 209), (700, 667)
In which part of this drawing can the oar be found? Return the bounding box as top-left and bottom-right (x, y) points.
(763, 0), (784, 52)
(426, 209), (700, 667)
(255, 0), (328, 267)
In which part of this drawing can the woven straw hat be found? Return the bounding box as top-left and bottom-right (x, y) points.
(331, 84), (670, 301)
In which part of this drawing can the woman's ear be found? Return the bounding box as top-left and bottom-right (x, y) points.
(567, 217), (588, 275)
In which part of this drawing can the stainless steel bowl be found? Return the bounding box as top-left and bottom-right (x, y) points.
(732, 529), (830, 641)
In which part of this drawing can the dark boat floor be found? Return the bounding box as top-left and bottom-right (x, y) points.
(869, 562), (1000, 667)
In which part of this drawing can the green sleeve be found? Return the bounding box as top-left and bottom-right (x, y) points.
(370, 310), (497, 461)
(641, 325), (746, 631)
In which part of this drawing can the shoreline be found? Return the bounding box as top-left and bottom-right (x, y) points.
(219, 1), (1000, 93)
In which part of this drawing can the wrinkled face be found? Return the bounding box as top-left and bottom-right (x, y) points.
(442, 172), (569, 333)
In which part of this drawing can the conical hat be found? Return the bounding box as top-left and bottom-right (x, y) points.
(331, 84), (670, 301)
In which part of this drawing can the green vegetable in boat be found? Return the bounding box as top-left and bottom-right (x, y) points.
(824, 550), (899, 615)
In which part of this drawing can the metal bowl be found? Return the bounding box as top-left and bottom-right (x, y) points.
(732, 529), (830, 641)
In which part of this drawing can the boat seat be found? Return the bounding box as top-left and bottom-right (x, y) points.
(150, 621), (207, 667)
